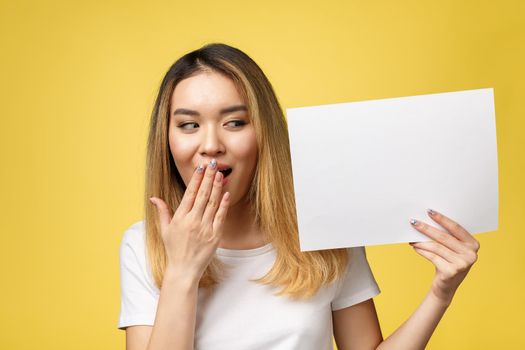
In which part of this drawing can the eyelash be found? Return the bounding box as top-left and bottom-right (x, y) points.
(178, 120), (247, 130)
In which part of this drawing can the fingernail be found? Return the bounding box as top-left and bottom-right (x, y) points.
(196, 164), (204, 173)
(410, 218), (418, 226)
(149, 197), (155, 205)
(427, 209), (436, 216)
(209, 159), (217, 169)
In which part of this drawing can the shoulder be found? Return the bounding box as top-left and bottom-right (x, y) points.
(348, 246), (367, 260)
(119, 220), (158, 288)
(332, 246), (380, 306)
(331, 246), (369, 288)
(119, 220), (147, 263)
(345, 246), (373, 275)
(342, 246), (367, 268)
(120, 220), (146, 249)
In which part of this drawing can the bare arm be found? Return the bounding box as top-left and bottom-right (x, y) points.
(124, 270), (200, 350)
(333, 298), (383, 350)
(141, 269), (199, 350)
(333, 293), (447, 350)
(334, 209), (480, 349)
(125, 160), (229, 350)
(376, 290), (449, 350)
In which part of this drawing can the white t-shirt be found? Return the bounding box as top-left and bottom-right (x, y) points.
(118, 220), (380, 349)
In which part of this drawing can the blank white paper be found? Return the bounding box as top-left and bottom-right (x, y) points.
(286, 88), (498, 251)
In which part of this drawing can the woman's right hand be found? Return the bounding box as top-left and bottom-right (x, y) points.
(149, 159), (230, 281)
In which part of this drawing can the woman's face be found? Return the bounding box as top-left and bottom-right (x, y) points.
(168, 70), (258, 206)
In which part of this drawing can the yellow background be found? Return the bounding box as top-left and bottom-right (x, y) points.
(1, 0), (524, 349)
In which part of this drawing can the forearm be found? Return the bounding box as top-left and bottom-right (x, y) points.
(146, 267), (200, 350)
(376, 290), (451, 350)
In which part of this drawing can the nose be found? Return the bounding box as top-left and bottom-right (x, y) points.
(199, 125), (225, 157)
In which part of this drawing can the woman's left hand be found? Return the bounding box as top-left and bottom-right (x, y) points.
(409, 209), (480, 305)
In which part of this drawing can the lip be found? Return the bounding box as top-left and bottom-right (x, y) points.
(212, 163), (232, 181)
(219, 165), (232, 186)
(222, 174), (229, 186)
(216, 164), (232, 171)
(196, 162), (232, 184)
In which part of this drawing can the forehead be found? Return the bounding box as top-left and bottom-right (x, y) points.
(170, 71), (245, 110)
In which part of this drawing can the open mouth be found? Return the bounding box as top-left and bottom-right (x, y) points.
(218, 168), (233, 177)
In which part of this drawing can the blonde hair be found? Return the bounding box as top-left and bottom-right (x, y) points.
(144, 43), (349, 299)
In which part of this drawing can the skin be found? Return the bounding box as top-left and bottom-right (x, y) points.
(333, 210), (480, 349)
(126, 71), (268, 350)
(127, 69), (480, 349)
(143, 162), (231, 350)
(168, 70), (266, 250)
(408, 210), (480, 304)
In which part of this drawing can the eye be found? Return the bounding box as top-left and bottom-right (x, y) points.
(178, 122), (198, 130)
(226, 120), (246, 128)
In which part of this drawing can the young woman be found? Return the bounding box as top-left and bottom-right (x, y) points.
(118, 43), (480, 350)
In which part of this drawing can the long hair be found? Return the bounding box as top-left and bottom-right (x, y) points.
(144, 43), (349, 299)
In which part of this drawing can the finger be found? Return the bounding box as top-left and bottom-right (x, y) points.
(149, 197), (173, 233)
(176, 163), (206, 215)
(410, 241), (460, 264)
(191, 159), (219, 218)
(201, 171), (224, 226)
(410, 218), (468, 255)
(212, 192), (231, 240)
(427, 209), (480, 251)
(412, 245), (450, 272)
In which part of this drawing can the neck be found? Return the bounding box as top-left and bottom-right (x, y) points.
(219, 195), (267, 250)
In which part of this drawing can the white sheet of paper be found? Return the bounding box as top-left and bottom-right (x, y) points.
(286, 88), (498, 251)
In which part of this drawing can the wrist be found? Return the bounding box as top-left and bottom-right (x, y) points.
(428, 287), (454, 308)
(164, 264), (201, 290)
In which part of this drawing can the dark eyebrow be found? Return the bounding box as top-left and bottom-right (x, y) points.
(173, 105), (248, 117)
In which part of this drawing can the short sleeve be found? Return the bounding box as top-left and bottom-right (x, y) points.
(118, 221), (160, 330)
(331, 246), (380, 311)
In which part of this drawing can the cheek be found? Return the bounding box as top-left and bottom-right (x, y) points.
(229, 131), (258, 159)
(169, 134), (194, 162)
(168, 134), (197, 185)
(229, 132), (258, 184)
(231, 130), (257, 157)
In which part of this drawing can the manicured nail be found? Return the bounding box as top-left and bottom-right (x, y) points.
(149, 197), (155, 205)
(410, 218), (418, 226)
(209, 159), (217, 169)
(427, 209), (436, 216)
(196, 164), (204, 173)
